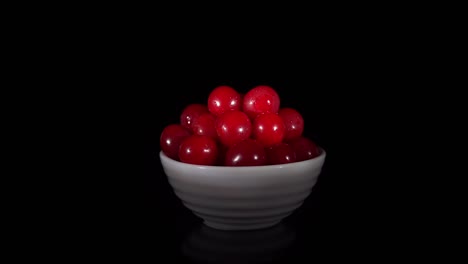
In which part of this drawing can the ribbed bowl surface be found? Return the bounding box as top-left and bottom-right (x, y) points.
(160, 149), (326, 230)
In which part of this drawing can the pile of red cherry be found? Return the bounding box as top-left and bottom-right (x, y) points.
(160, 85), (320, 166)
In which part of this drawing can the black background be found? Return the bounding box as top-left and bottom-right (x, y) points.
(67, 38), (432, 261)
(117, 20), (427, 260)
(12, 7), (450, 261)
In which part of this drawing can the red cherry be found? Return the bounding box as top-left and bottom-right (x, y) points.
(160, 124), (192, 160)
(242, 85), (280, 119)
(215, 110), (252, 147)
(288, 136), (320, 161)
(252, 113), (285, 147)
(265, 143), (297, 165)
(207, 85), (242, 116)
(191, 113), (218, 140)
(278, 108), (304, 141)
(179, 135), (218, 165)
(180, 104), (209, 130)
(225, 139), (266, 166)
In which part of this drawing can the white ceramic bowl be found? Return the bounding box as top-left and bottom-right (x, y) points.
(160, 149), (326, 230)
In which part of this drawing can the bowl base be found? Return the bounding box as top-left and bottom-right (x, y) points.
(204, 220), (281, 231)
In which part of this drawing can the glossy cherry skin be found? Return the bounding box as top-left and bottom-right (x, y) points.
(225, 139), (266, 166)
(180, 104), (209, 130)
(287, 136), (320, 161)
(207, 85), (242, 116)
(265, 143), (297, 165)
(278, 107), (304, 141)
(178, 135), (218, 165)
(252, 113), (285, 147)
(160, 124), (192, 160)
(215, 110), (252, 147)
(242, 85), (280, 119)
(191, 113), (218, 140)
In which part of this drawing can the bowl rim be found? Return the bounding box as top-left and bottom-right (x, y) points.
(159, 147), (326, 171)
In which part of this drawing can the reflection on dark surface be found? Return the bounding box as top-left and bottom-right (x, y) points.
(182, 223), (296, 264)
